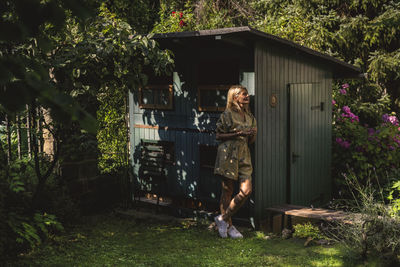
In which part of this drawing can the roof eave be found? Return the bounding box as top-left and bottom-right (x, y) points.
(152, 27), (361, 78)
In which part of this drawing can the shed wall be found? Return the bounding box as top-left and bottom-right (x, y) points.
(128, 41), (255, 204)
(254, 42), (333, 220)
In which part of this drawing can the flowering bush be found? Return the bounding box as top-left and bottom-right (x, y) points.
(152, 4), (195, 33)
(332, 83), (400, 192)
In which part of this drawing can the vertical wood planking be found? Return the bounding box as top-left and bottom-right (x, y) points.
(265, 46), (271, 207)
(254, 43), (334, 218)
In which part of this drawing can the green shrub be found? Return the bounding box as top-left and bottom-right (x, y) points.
(293, 222), (325, 241)
(330, 171), (400, 262)
(0, 155), (73, 260)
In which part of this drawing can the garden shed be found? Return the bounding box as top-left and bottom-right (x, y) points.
(128, 26), (360, 224)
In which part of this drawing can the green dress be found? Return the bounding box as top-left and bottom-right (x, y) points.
(214, 108), (257, 181)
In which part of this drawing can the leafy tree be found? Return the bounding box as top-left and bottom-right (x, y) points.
(0, 0), (96, 128)
(0, 1), (173, 259)
(101, 0), (161, 33)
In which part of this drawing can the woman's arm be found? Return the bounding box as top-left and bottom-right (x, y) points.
(216, 129), (254, 141)
(216, 131), (241, 141)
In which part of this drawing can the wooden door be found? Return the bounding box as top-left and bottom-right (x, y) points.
(288, 83), (328, 206)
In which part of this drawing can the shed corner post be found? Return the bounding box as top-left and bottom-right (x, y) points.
(253, 42), (264, 228)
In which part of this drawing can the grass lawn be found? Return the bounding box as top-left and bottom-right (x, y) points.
(11, 210), (386, 267)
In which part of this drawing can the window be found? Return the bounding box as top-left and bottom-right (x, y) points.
(139, 75), (174, 110)
(197, 85), (229, 112)
(139, 85), (173, 110)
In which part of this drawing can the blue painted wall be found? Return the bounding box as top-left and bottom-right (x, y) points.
(129, 63), (255, 203)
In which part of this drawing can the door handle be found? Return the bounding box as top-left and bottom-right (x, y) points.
(292, 153), (300, 163)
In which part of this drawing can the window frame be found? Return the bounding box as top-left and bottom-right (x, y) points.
(197, 84), (230, 112)
(138, 84), (174, 110)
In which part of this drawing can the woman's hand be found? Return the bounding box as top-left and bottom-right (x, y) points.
(237, 128), (257, 137)
(216, 128), (257, 140)
(250, 127), (257, 136)
(236, 130), (248, 137)
(248, 127), (257, 144)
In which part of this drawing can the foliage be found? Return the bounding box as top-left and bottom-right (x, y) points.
(152, 2), (195, 33)
(152, 0), (255, 33)
(332, 83), (400, 191)
(0, 153), (67, 259)
(11, 213), (388, 266)
(1, 2), (174, 260)
(100, 0), (161, 34)
(52, 4), (173, 99)
(0, 0), (97, 131)
(8, 212), (63, 250)
(388, 179), (400, 216)
(97, 88), (128, 174)
(330, 172), (400, 262)
(293, 222), (325, 241)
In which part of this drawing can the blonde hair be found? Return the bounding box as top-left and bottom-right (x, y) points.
(226, 85), (249, 112)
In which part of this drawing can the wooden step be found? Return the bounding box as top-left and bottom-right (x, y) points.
(265, 204), (359, 232)
(266, 204), (353, 223)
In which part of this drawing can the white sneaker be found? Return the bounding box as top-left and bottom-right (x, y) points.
(214, 215), (228, 238)
(228, 225), (243, 239)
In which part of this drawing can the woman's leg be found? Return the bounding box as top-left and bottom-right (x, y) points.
(222, 179), (252, 221)
(220, 178), (234, 226)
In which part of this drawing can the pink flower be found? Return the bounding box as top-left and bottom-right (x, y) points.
(367, 128), (375, 136)
(342, 83), (349, 89)
(339, 89), (347, 95)
(342, 140), (351, 149)
(342, 106), (351, 114)
(389, 116), (399, 126)
(382, 114), (399, 126)
(332, 99), (336, 105)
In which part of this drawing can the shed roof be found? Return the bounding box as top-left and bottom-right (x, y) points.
(153, 26), (361, 78)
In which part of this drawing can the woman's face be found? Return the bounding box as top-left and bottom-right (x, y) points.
(235, 89), (250, 105)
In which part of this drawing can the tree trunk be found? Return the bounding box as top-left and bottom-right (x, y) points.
(31, 104), (60, 210)
(16, 114), (22, 159)
(42, 108), (54, 159)
(26, 104), (32, 159)
(36, 107), (43, 153)
(5, 114), (12, 164)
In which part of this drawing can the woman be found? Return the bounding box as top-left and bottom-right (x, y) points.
(214, 85), (257, 238)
